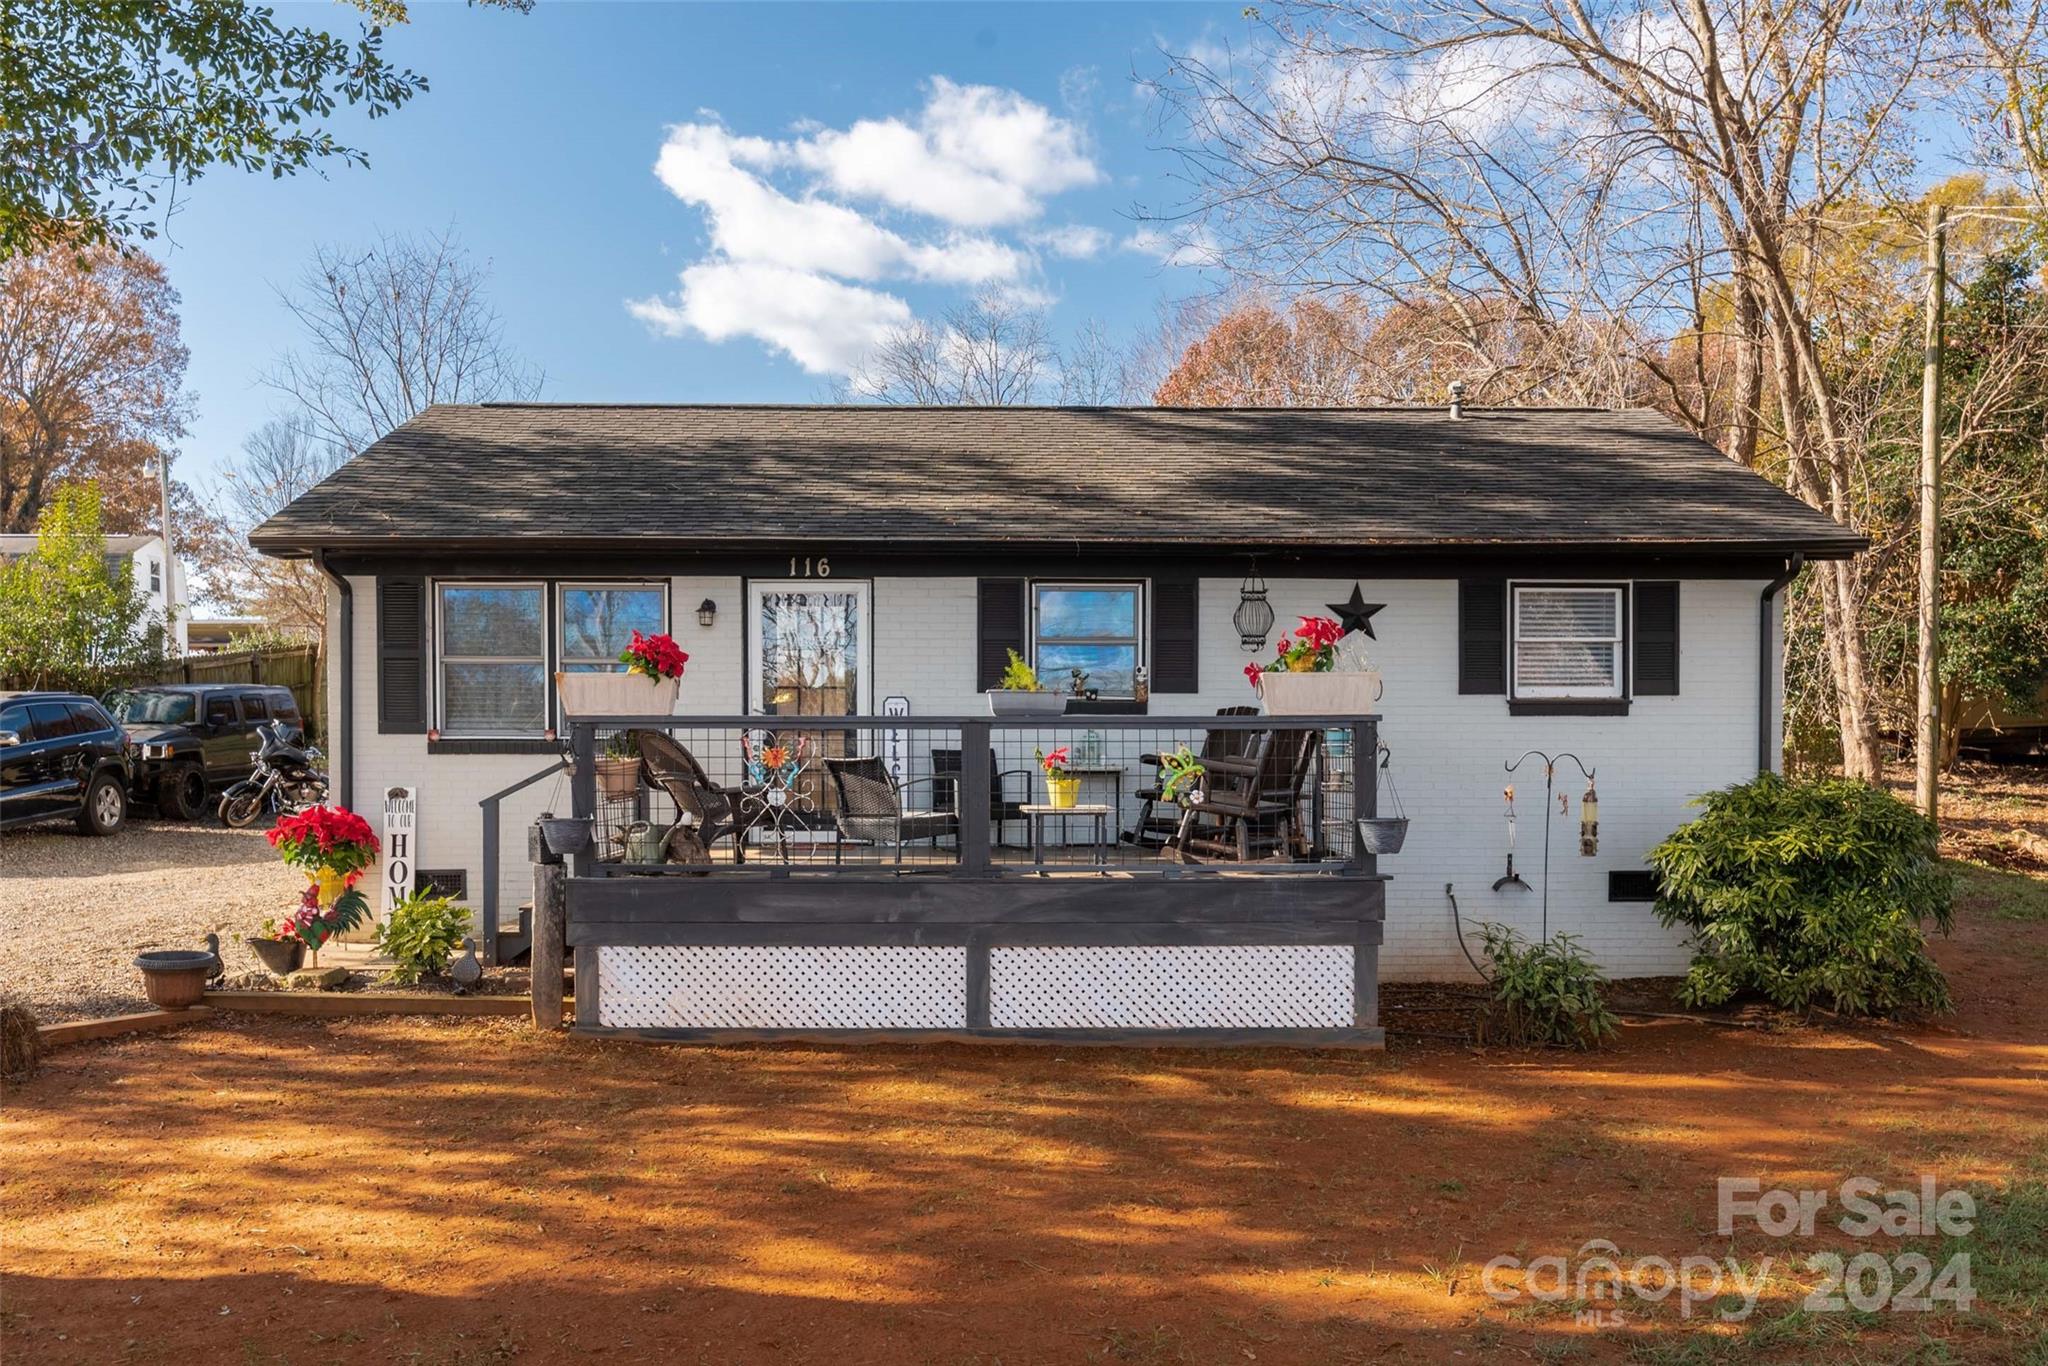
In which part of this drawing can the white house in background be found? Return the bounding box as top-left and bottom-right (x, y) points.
(246, 402), (1863, 1047)
(0, 531), (190, 653)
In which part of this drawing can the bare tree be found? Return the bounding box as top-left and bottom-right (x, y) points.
(1056, 318), (1144, 404)
(204, 415), (346, 633)
(266, 226), (543, 454)
(1154, 0), (1946, 778)
(846, 293), (1056, 405)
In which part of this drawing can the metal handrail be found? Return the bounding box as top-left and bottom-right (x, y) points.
(477, 756), (570, 964)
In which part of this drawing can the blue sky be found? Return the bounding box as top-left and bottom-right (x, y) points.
(159, 1), (1241, 485)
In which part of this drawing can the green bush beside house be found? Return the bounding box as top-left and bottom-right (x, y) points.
(1649, 773), (1956, 1017)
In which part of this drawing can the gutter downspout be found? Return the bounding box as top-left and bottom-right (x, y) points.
(1758, 553), (1805, 774)
(313, 552), (352, 811)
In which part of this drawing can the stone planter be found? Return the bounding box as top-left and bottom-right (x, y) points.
(134, 950), (218, 1010)
(247, 936), (307, 975)
(987, 689), (1068, 717)
(1256, 669), (1382, 717)
(556, 670), (679, 719)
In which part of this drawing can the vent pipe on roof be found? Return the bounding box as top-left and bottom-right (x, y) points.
(1448, 380), (1467, 420)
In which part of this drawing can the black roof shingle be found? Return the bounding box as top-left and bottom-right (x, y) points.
(250, 403), (1864, 558)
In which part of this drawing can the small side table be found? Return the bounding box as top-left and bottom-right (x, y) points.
(1020, 803), (1112, 869)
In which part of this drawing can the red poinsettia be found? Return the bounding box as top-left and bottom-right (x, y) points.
(267, 805), (379, 877)
(620, 629), (688, 681)
(1036, 745), (1072, 777)
(1247, 614), (1351, 690)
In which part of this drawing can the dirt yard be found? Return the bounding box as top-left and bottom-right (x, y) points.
(0, 819), (302, 1021)
(4, 768), (2044, 1363)
(5, 880), (2044, 1361)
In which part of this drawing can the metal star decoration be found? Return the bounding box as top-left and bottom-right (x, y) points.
(1327, 584), (1386, 639)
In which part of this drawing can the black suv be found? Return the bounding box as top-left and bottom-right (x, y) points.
(0, 691), (131, 835)
(104, 684), (305, 820)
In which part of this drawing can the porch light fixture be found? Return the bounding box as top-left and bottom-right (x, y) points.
(1233, 565), (1274, 652)
(696, 598), (717, 628)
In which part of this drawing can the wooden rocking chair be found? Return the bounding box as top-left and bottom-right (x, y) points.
(1169, 728), (1322, 863)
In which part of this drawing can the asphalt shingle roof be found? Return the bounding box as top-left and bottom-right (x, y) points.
(250, 403), (1864, 557)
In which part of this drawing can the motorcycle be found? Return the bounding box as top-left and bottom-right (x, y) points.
(219, 720), (329, 828)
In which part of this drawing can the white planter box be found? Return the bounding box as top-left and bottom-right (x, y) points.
(987, 689), (1069, 717)
(1256, 669), (1382, 717)
(556, 671), (679, 719)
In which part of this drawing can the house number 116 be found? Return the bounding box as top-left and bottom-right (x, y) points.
(788, 556), (831, 578)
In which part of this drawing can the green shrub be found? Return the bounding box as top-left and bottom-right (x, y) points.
(1648, 773), (1955, 1016)
(1475, 925), (1618, 1049)
(374, 890), (472, 985)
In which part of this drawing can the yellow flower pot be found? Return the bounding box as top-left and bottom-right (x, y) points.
(1045, 774), (1080, 809)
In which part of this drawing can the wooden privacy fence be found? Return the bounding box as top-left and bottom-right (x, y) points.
(141, 645), (323, 741)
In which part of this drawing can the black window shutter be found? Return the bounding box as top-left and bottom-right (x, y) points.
(1150, 578), (1199, 693)
(1458, 579), (1507, 695)
(1635, 581), (1680, 695)
(377, 576), (428, 733)
(976, 579), (1026, 691)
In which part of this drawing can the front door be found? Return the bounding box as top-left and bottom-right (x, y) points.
(748, 582), (873, 826)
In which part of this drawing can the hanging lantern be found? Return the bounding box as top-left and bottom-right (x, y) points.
(1579, 779), (1599, 856)
(1234, 564), (1274, 652)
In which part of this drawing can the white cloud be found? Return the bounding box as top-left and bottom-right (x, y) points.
(633, 77), (1108, 375)
(794, 77), (1099, 228)
(1024, 223), (1110, 259)
(1122, 226), (1220, 269)
(629, 263), (910, 375)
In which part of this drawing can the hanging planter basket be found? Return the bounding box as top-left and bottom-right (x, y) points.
(1257, 669), (1381, 716)
(1355, 742), (1410, 855)
(556, 671), (679, 719)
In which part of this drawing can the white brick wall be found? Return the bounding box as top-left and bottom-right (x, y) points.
(332, 571), (1776, 978)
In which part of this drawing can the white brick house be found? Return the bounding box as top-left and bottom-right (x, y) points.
(252, 403), (1861, 1035)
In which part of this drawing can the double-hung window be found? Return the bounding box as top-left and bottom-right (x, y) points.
(437, 583), (546, 735)
(1511, 585), (1625, 700)
(1032, 583), (1142, 698)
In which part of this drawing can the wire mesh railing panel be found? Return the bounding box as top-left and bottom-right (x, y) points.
(565, 714), (1371, 875)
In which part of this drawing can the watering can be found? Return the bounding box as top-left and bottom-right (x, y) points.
(615, 820), (667, 864)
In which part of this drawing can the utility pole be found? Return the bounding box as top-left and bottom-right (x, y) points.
(1916, 204), (1946, 821)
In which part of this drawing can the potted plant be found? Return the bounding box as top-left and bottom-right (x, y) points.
(1036, 745), (1079, 809)
(594, 730), (640, 800)
(987, 649), (1067, 717)
(1244, 615), (1382, 716)
(261, 805), (378, 965)
(557, 629), (688, 717)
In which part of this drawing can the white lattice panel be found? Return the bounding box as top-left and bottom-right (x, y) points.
(988, 945), (1354, 1029)
(597, 946), (968, 1029)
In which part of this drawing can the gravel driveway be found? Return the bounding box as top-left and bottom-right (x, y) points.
(0, 817), (303, 1022)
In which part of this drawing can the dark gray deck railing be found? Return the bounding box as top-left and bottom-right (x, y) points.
(560, 712), (1380, 880)
(542, 713), (1387, 1046)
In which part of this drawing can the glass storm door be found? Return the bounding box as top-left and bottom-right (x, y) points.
(748, 583), (872, 823)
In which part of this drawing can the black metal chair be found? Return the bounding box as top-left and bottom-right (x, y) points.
(823, 756), (959, 866)
(1128, 706), (1260, 848)
(930, 747), (1034, 847)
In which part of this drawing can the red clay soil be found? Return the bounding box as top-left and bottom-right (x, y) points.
(5, 903), (2045, 1364)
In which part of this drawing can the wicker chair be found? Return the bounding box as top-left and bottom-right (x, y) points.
(1170, 728), (1322, 863)
(823, 756), (959, 865)
(632, 730), (751, 864)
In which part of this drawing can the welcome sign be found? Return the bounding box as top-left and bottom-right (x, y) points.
(382, 785), (418, 919)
